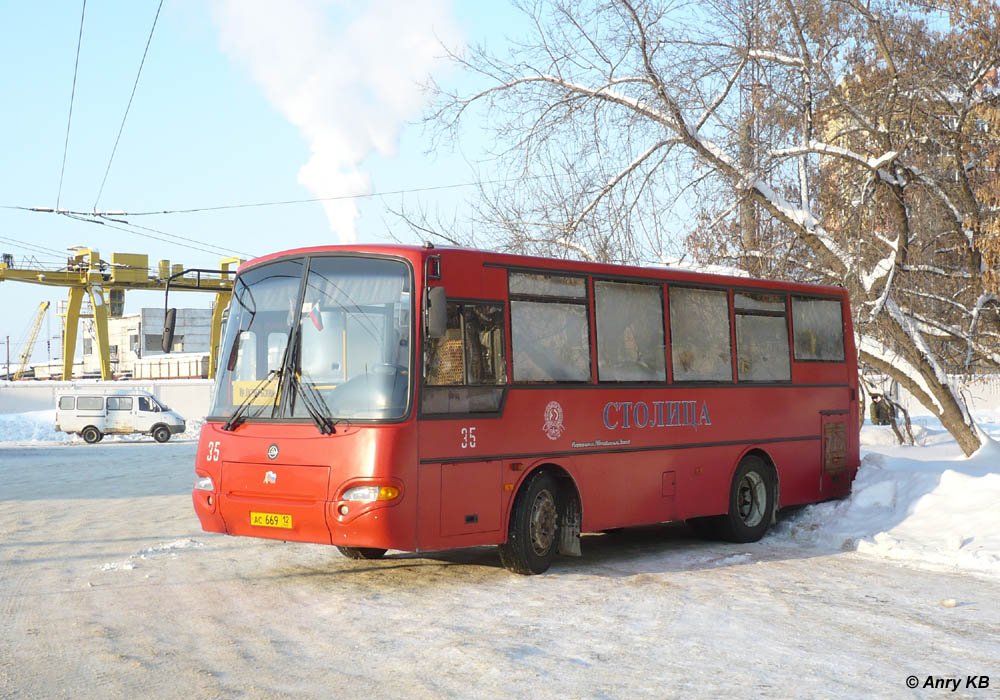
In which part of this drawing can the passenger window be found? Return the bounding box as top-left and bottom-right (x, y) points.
(108, 397), (133, 411)
(511, 301), (591, 382)
(58, 396), (75, 410)
(509, 272), (586, 298)
(734, 293), (790, 382)
(792, 297), (846, 361)
(669, 287), (733, 382)
(509, 272), (591, 383)
(77, 396), (104, 411)
(423, 302), (506, 414)
(595, 281), (666, 382)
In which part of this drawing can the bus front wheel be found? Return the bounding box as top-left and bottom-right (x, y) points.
(499, 470), (560, 575)
(337, 546), (387, 560)
(717, 455), (775, 543)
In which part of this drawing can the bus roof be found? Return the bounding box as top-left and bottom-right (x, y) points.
(239, 243), (848, 298)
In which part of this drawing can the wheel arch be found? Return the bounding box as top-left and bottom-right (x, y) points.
(503, 461), (583, 539)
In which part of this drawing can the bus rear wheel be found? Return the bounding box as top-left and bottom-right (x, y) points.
(499, 470), (560, 575)
(717, 455), (775, 543)
(337, 546), (387, 560)
(81, 426), (102, 444)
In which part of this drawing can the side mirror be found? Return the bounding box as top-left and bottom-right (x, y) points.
(425, 286), (447, 338)
(161, 308), (177, 353)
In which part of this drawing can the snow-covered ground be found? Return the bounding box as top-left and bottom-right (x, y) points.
(1, 410), (998, 697)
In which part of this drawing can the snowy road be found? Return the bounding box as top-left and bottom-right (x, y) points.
(2, 441), (998, 699)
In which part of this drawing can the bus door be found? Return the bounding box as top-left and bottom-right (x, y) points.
(819, 410), (849, 493)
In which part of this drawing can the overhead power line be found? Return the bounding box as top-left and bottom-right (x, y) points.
(93, 0), (164, 211)
(0, 235), (68, 258)
(8, 174), (555, 219)
(56, 0), (88, 210)
(65, 213), (255, 259)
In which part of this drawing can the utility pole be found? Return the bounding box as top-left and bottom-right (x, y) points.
(5, 335), (9, 380)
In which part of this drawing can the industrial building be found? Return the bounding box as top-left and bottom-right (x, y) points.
(29, 307), (215, 379)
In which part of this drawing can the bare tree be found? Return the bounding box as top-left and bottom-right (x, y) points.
(425, 0), (1000, 455)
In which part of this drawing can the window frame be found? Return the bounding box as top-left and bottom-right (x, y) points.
(508, 271), (593, 385)
(76, 396), (104, 411)
(108, 396), (134, 411)
(667, 283), (736, 385)
(732, 290), (792, 384)
(790, 295), (847, 363)
(420, 298), (509, 417)
(593, 277), (667, 384)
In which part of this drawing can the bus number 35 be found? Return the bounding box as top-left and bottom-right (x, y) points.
(206, 441), (221, 462)
(461, 427), (477, 449)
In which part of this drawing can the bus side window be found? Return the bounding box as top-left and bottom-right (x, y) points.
(424, 303), (464, 385)
(792, 297), (845, 361)
(138, 396), (152, 412)
(734, 292), (790, 382)
(669, 287), (733, 382)
(595, 280), (666, 382)
(422, 302), (506, 414)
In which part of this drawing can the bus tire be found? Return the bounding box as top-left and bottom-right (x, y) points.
(152, 425), (171, 443)
(337, 546), (387, 560)
(717, 455), (775, 543)
(499, 470), (560, 575)
(81, 426), (102, 444)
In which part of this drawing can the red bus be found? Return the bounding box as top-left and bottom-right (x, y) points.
(188, 244), (859, 574)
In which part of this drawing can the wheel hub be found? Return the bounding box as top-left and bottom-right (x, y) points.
(737, 471), (766, 527)
(529, 489), (557, 556)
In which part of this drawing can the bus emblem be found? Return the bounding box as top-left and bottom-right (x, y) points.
(267, 444), (279, 460)
(542, 401), (565, 440)
(263, 470), (277, 485)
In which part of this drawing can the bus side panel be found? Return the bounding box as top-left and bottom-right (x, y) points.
(759, 440), (825, 508)
(563, 451), (678, 532)
(415, 461), (510, 552)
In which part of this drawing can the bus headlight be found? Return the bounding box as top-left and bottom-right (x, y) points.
(341, 485), (400, 502)
(194, 475), (214, 491)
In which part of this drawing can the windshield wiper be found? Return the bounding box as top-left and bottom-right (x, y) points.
(222, 369), (280, 432)
(291, 374), (336, 435)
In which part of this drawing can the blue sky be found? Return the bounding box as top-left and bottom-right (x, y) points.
(0, 0), (525, 367)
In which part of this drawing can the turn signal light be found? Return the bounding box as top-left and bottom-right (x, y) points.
(341, 485), (401, 502)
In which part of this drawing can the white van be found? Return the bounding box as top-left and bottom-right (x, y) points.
(55, 391), (187, 443)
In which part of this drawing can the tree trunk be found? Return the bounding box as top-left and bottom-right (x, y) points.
(859, 339), (981, 457)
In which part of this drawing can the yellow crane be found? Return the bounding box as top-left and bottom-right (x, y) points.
(0, 247), (240, 380)
(13, 301), (50, 380)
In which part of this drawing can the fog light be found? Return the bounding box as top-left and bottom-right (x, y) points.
(207, 495), (214, 506)
(339, 505), (349, 515)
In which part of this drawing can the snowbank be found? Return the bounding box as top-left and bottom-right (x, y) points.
(775, 419), (1000, 577)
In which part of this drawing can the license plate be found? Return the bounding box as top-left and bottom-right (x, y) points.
(250, 511), (293, 529)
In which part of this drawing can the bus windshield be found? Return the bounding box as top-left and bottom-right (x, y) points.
(209, 255), (412, 422)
